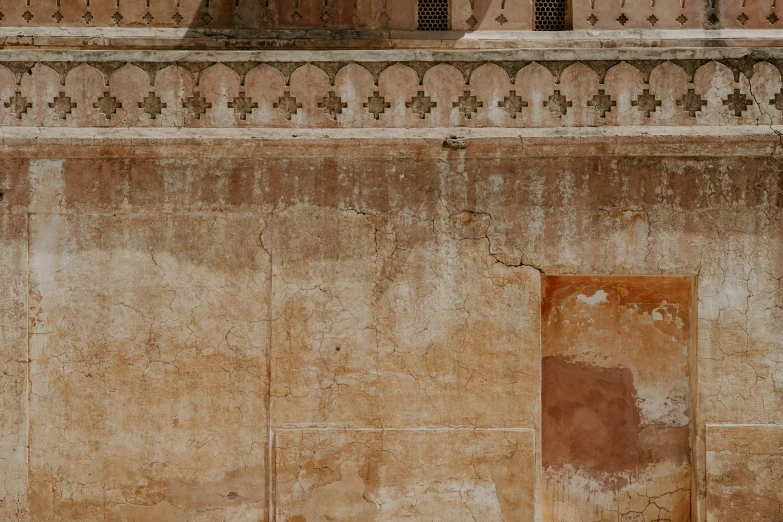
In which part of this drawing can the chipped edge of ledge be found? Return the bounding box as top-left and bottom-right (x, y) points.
(1, 27), (783, 48)
(2, 126), (782, 158)
(0, 46), (782, 62)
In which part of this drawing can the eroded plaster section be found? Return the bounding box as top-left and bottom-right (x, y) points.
(28, 213), (271, 522)
(275, 429), (535, 522)
(269, 204), (541, 429)
(541, 276), (693, 522)
(706, 424), (783, 522)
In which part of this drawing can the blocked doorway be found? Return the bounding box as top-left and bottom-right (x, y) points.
(541, 276), (696, 522)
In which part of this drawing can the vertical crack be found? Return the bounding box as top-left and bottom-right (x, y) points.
(259, 218), (275, 522)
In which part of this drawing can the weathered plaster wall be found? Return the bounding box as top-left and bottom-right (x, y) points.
(275, 429), (536, 521)
(0, 133), (780, 521)
(28, 211), (270, 521)
(706, 424), (783, 522)
(0, 185), (27, 520)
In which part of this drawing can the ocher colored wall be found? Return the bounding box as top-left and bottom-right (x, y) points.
(0, 135), (780, 521)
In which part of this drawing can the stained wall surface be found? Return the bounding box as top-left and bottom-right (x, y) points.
(0, 135), (780, 521)
(706, 424), (783, 522)
(542, 276), (694, 522)
(28, 211), (270, 521)
(275, 429), (536, 521)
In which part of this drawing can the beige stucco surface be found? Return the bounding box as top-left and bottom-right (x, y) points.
(0, 202), (27, 521)
(706, 424), (783, 522)
(28, 210), (270, 521)
(269, 204), (540, 429)
(275, 429), (536, 521)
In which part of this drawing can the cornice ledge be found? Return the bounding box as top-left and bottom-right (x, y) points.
(1, 126), (781, 159)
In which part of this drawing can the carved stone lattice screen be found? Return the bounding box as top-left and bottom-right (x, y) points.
(535, 0), (569, 30)
(417, 0), (450, 30)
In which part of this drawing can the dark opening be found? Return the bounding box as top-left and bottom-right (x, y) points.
(418, 0), (449, 31)
(535, 0), (569, 30)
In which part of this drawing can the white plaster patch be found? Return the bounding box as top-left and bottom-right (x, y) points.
(577, 290), (608, 305)
(29, 159), (65, 213)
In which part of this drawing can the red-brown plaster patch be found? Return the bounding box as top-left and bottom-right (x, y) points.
(542, 355), (642, 475)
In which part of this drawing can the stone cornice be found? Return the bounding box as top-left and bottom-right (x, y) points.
(1, 127), (781, 158)
(2, 28), (783, 50)
(3, 47), (783, 62)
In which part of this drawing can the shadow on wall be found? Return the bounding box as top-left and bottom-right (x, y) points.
(144, 0), (530, 32)
(0, 0), (542, 36)
(3, 0), (768, 32)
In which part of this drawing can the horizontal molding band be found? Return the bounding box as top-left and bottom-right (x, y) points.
(3, 125), (781, 139)
(1, 126), (780, 158)
(2, 29), (783, 50)
(0, 47), (782, 62)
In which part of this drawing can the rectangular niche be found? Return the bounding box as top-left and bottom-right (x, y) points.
(275, 428), (535, 521)
(541, 276), (695, 522)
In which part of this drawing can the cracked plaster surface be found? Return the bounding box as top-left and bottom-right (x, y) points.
(274, 429), (535, 522)
(0, 141), (778, 520)
(27, 208), (270, 521)
(268, 204), (541, 429)
(0, 163), (29, 521)
(706, 424), (783, 522)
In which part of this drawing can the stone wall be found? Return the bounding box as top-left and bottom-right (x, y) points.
(0, 130), (781, 521)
